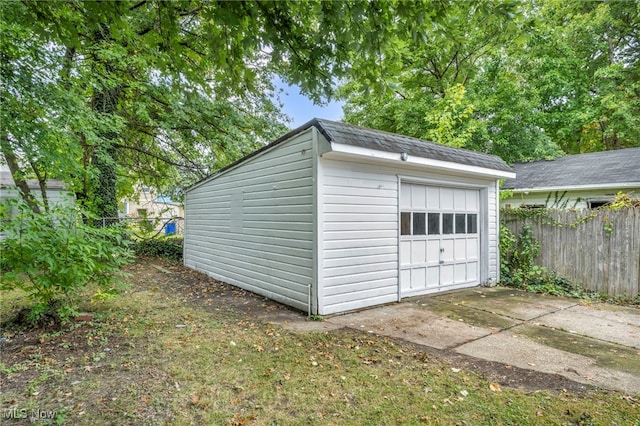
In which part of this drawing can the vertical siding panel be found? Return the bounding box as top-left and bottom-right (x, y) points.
(488, 182), (498, 280)
(184, 130), (315, 312)
(319, 159), (399, 314)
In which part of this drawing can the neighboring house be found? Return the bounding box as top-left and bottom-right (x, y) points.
(183, 119), (514, 315)
(121, 186), (183, 219)
(0, 167), (73, 215)
(501, 148), (640, 209)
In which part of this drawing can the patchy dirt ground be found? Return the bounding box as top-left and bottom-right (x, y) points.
(1, 259), (635, 425)
(129, 261), (607, 394)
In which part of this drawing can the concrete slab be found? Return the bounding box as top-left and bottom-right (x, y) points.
(514, 324), (640, 376)
(455, 330), (640, 395)
(537, 305), (640, 349)
(410, 298), (521, 331)
(426, 287), (578, 321)
(266, 286), (640, 394)
(326, 304), (492, 349)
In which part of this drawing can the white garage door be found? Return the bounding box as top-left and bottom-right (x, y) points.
(400, 183), (480, 296)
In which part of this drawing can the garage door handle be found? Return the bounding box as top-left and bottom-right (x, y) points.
(439, 260), (444, 264)
(440, 248), (445, 253)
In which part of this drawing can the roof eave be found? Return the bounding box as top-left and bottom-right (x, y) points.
(505, 182), (640, 193)
(326, 142), (515, 179)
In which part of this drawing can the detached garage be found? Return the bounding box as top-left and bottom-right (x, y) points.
(184, 119), (514, 315)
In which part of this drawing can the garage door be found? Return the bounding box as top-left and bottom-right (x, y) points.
(400, 183), (479, 296)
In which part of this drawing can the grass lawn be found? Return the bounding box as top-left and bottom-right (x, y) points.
(1, 260), (638, 425)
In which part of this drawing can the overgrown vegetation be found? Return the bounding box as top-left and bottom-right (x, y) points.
(133, 237), (183, 262)
(500, 224), (587, 297)
(0, 201), (133, 324)
(499, 223), (640, 305)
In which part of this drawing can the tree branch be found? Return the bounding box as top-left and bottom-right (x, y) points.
(0, 134), (41, 213)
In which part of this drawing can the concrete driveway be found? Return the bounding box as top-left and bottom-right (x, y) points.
(274, 287), (640, 394)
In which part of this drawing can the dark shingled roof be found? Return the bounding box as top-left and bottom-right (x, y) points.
(502, 148), (640, 190)
(188, 118), (512, 191)
(313, 118), (513, 172)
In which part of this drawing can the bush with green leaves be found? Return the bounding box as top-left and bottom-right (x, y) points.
(133, 237), (183, 261)
(0, 200), (133, 323)
(500, 224), (580, 296)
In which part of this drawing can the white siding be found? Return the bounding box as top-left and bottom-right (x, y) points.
(501, 187), (640, 210)
(318, 157), (500, 314)
(488, 183), (498, 280)
(184, 130), (314, 312)
(319, 159), (399, 314)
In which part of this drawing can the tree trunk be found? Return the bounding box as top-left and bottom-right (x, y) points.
(0, 134), (41, 214)
(89, 25), (120, 226)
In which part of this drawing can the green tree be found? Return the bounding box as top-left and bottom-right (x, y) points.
(521, 0), (640, 154)
(340, 0), (639, 162)
(339, 0), (561, 163)
(2, 1), (471, 216)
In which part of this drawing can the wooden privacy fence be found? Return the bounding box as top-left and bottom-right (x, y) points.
(501, 208), (640, 298)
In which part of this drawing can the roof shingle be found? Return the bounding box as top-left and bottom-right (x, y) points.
(502, 148), (640, 190)
(314, 119), (513, 172)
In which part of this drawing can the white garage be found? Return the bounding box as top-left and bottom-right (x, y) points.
(184, 119), (514, 315)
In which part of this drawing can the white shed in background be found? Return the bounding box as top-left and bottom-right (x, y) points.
(184, 119), (514, 315)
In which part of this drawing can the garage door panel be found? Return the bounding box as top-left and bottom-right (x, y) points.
(427, 187), (440, 209)
(400, 184), (412, 209)
(426, 241), (440, 264)
(411, 268), (426, 290)
(411, 185), (426, 209)
(400, 182), (481, 296)
(427, 266), (439, 287)
(401, 269), (411, 292)
(454, 263), (467, 284)
(440, 188), (454, 210)
(454, 239), (466, 261)
(411, 240), (426, 264)
(466, 237), (479, 259)
(441, 239), (455, 262)
(454, 189), (466, 210)
(400, 240), (411, 265)
(466, 190), (479, 210)
(467, 262), (478, 281)
(441, 264), (454, 286)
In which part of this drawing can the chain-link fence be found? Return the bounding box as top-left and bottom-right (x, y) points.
(96, 216), (184, 238)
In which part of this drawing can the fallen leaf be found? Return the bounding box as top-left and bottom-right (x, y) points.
(489, 383), (502, 392)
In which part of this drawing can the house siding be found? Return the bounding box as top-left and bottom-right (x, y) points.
(319, 159), (399, 314)
(318, 158), (500, 314)
(184, 130), (315, 311)
(501, 188), (640, 210)
(488, 182), (498, 281)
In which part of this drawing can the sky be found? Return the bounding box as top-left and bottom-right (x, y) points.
(273, 77), (344, 129)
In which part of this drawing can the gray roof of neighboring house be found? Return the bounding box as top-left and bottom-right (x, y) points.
(502, 147), (640, 190)
(0, 171), (67, 190)
(188, 118), (512, 190)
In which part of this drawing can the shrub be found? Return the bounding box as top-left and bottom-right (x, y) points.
(0, 200), (133, 324)
(133, 237), (183, 261)
(500, 224), (583, 298)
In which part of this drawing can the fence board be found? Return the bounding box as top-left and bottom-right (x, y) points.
(502, 209), (640, 298)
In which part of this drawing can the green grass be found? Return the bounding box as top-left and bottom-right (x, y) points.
(1, 280), (638, 425)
